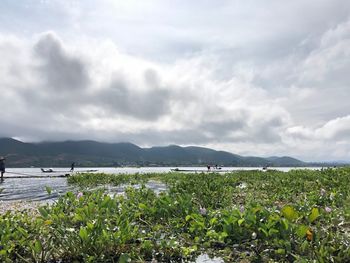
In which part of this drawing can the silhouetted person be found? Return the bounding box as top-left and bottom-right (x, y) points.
(0, 157), (5, 181)
(207, 165), (211, 171)
(70, 162), (75, 172)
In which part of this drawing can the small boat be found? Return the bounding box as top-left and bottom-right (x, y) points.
(40, 168), (98, 174)
(76, 169), (98, 173)
(170, 168), (205, 172)
(170, 168), (229, 173)
(41, 168), (54, 173)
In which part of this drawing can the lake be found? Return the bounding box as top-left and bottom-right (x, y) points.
(0, 167), (322, 202)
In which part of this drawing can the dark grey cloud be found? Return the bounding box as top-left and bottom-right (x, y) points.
(34, 32), (89, 92)
(5, 32), (172, 122)
(199, 119), (246, 138)
(96, 69), (171, 120)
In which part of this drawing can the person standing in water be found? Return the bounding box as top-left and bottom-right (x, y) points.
(0, 157), (5, 181)
(70, 162), (75, 172)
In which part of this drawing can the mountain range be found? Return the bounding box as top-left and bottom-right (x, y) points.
(0, 137), (309, 167)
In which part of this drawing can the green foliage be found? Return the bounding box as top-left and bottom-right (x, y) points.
(0, 168), (350, 262)
(45, 186), (52, 195)
(308, 207), (320, 223)
(281, 205), (299, 221)
(67, 172), (155, 187)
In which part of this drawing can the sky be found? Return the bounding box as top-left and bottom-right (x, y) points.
(0, 0), (350, 161)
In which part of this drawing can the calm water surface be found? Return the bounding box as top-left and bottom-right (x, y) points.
(0, 167), (321, 202)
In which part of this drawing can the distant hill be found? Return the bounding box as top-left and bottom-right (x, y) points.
(266, 156), (306, 167)
(0, 137), (308, 167)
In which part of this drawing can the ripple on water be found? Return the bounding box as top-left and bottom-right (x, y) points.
(0, 177), (75, 201)
(0, 173), (167, 202)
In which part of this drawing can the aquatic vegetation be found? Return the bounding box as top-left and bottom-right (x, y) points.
(67, 172), (156, 187)
(1, 168), (350, 262)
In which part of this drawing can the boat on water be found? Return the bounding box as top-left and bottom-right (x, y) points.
(76, 169), (98, 173)
(171, 168), (205, 172)
(41, 168), (55, 173)
(41, 168), (98, 173)
(170, 168), (228, 173)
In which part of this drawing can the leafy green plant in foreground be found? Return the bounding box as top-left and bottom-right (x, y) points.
(1, 168), (350, 262)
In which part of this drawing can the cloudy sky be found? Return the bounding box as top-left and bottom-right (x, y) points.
(1, 0), (350, 161)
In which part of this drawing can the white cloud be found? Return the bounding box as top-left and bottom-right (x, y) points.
(0, 32), (288, 143)
(0, 1), (350, 161)
(287, 115), (350, 141)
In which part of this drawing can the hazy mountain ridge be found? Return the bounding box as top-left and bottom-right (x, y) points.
(0, 137), (309, 167)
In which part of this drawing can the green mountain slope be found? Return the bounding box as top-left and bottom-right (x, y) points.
(0, 138), (306, 167)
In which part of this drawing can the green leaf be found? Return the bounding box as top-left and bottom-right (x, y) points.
(296, 225), (309, 238)
(268, 228), (279, 236)
(73, 213), (84, 222)
(87, 222), (94, 230)
(38, 207), (49, 218)
(33, 240), (42, 254)
(275, 248), (285, 255)
(281, 205), (299, 221)
(79, 227), (89, 242)
(238, 218), (244, 226)
(118, 253), (130, 263)
(44, 219), (53, 225)
(101, 196), (111, 208)
(219, 231), (228, 240)
(308, 207), (320, 223)
(258, 227), (269, 237)
(17, 227), (28, 238)
(281, 218), (289, 230)
(209, 217), (218, 225)
(45, 186), (52, 195)
(138, 203), (147, 210)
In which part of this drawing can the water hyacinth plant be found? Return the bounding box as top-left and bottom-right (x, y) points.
(0, 168), (350, 262)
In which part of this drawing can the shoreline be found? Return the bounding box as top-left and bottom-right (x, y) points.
(0, 200), (42, 215)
